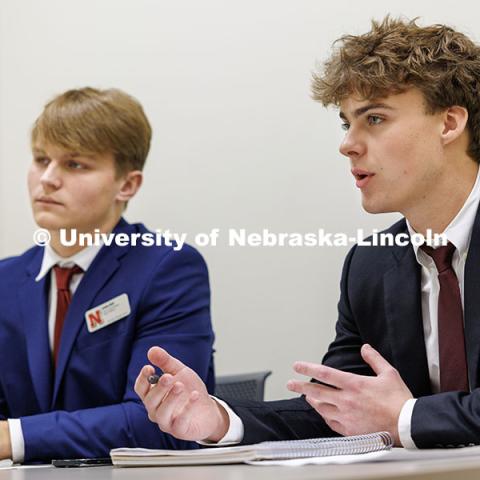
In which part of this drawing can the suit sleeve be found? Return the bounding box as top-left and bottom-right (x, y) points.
(322, 245), (375, 376)
(227, 246), (371, 444)
(20, 245), (215, 461)
(411, 392), (480, 448)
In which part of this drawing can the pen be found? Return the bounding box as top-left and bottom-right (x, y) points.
(148, 374), (160, 385)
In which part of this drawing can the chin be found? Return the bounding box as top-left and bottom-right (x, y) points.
(361, 198), (394, 215)
(33, 213), (70, 231)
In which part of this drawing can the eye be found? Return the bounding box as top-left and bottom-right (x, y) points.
(34, 156), (49, 166)
(67, 160), (85, 170)
(341, 122), (350, 131)
(368, 115), (383, 126)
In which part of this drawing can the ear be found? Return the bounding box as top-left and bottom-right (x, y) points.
(441, 106), (469, 146)
(116, 170), (143, 203)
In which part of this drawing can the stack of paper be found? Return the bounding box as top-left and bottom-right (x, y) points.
(111, 432), (393, 466)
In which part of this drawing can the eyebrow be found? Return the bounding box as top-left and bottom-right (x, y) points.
(32, 149), (94, 160)
(339, 103), (395, 121)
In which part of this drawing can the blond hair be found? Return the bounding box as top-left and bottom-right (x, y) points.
(313, 17), (480, 162)
(31, 87), (152, 173)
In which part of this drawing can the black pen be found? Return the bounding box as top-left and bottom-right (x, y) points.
(148, 374), (160, 385)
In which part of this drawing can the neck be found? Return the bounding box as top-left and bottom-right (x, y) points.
(405, 161), (478, 236)
(48, 216), (122, 258)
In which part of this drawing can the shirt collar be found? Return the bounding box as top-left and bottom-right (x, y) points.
(35, 243), (103, 282)
(407, 165), (480, 262)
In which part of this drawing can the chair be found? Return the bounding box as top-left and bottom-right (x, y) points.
(215, 370), (272, 401)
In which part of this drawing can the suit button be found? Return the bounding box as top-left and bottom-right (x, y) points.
(468, 443), (476, 446)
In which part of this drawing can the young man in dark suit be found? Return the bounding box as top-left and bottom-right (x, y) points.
(135, 17), (480, 449)
(0, 87), (215, 462)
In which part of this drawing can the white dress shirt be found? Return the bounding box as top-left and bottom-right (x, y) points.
(7, 243), (102, 463)
(213, 166), (480, 448)
(399, 166), (480, 448)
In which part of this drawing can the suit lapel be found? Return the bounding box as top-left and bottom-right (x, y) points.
(464, 204), (480, 389)
(52, 219), (132, 405)
(383, 235), (431, 397)
(18, 249), (53, 412)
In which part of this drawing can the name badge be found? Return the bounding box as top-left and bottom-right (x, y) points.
(85, 293), (131, 333)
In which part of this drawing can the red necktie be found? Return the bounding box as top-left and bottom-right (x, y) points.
(421, 242), (469, 392)
(53, 265), (83, 365)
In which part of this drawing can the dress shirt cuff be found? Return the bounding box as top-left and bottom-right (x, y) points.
(197, 396), (244, 446)
(398, 398), (418, 449)
(7, 419), (25, 463)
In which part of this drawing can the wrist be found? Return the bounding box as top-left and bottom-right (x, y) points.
(0, 421), (12, 459)
(389, 404), (403, 447)
(390, 425), (401, 447)
(205, 398), (230, 442)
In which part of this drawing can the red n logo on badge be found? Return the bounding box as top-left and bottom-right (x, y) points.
(88, 310), (103, 329)
(85, 294), (130, 333)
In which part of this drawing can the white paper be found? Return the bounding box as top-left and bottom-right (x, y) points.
(246, 450), (389, 466)
(247, 445), (480, 466)
(0, 460), (13, 469)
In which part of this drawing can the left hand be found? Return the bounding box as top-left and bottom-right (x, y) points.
(0, 421), (12, 459)
(287, 344), (413, 446)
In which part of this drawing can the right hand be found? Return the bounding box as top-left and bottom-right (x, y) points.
(134, 346), (230, 442)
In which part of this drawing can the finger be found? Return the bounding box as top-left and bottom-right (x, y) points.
(305, 395), (339, 418)
(142, 373), (176, 414)
(153, 382), (191, 428)
(293, 362), (353, 389)
(147, 346), (185, 375)
(170, 391), (202, 439)
(304, 396), (343, 434)
(324, 418), (344, 435)
(360, 344), (393, 375)
(286, 380), (339, 404)
(134, 365), (155, 400)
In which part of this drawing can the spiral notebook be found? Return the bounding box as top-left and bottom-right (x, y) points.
(110, 432), (393, 466)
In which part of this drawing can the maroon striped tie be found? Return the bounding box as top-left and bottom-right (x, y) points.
(421, 242), (469, 392)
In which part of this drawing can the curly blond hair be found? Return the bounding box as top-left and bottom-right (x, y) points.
(313, 17), (480, 162)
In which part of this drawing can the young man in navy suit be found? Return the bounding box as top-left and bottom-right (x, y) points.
(135, 17), (480, 449)
(0, 87), (215, 462)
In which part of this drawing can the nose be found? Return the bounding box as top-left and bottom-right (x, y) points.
(40, 161), (62, 191)
(339, 127), (366, 159)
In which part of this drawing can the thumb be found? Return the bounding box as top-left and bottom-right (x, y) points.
(361, 344), (393, 375)
(147, 346), (185, 375)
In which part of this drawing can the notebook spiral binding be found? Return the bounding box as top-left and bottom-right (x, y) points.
(256, 431), (394, 459)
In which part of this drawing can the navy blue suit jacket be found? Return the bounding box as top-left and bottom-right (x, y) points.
(0, 218), (215, 461)
(228, 208), (480, 448)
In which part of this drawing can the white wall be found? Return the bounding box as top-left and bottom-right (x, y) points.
(0, 0), (478, 399)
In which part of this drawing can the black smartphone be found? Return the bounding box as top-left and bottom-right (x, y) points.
(52, 458), (112, 468)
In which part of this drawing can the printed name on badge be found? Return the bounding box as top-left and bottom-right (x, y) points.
(85, 293), (131, 333)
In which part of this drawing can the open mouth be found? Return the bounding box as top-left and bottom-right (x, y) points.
(351, 169), (375, 188)
(354, 173), (369, 181)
